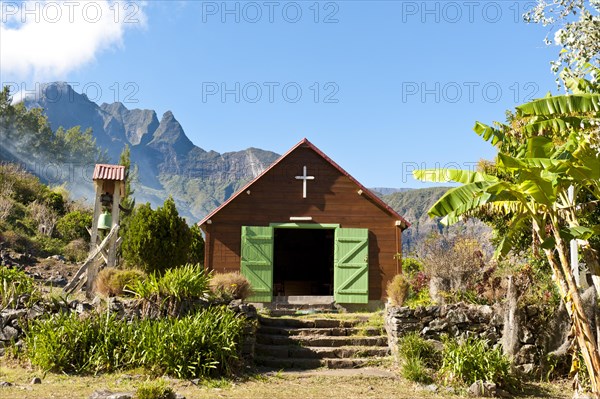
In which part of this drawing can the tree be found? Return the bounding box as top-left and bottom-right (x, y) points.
(121, 198), (194, 274)
(525, 0), (600, 79)
(0, 86), (106, 168)
(188, 224), (205, 265)
(414, 98), (600, 395)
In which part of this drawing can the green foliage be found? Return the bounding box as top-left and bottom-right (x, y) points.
(398, 333), (438, 384)
(0, 87), (106, 167)
(121, 198), (194, 275)
(0, 230), (34, 254)
(402, 356), (433, 384)
(24, 306), (244, 378)
(188, 224), (205, 265)
(210, 272), (253, 301)
(129, 263), (211, 316)
(56, 210), (92, 243)
(63, 239), (88, 262)
(404, 289), (433, 309)
(32, 235), (65, 257)
(440, 336), (514, 388)
(136, 380), (176, 399)
(0, 266), (39, 309)
(386, 274), (410, 307)
(402, 257), (424, 275)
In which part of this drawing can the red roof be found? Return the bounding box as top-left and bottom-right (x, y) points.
(198, 138), (410, 229)
(93, 164), (125, 181)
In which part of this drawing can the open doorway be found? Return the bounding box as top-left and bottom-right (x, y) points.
(273, 228), (334, 296)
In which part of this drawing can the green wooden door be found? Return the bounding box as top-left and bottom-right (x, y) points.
(241, 226), (274, 302)
(334, 228), (369, 304)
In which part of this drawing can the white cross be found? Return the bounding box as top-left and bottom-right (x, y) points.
(295, 165), (315, 198)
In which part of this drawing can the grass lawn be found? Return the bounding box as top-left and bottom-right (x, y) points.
(0, 363), (571, 399)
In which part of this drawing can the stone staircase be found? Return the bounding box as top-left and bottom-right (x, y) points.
(254, 314), (391, 369)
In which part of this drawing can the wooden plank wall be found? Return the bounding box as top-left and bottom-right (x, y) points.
(202, 144), (403, 300)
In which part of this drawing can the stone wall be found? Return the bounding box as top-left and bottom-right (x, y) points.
(385, 302), (560, 375)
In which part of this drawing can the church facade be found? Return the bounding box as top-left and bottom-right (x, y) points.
(198, 138), (410, 304)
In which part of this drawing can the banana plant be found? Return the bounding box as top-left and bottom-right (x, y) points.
(414, 126), (600, 395)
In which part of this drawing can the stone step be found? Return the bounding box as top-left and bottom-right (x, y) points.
(256, 334), (388, 347)
(258, 316), (368, 329)
(254, 356), (383, 369)
(255, 344), (390, 359)
(258, 325), (383, 337)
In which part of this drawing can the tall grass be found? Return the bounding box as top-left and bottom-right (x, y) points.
(440, 335), (515, 388)
(0, 266), (39, 308)
(128, 263), (211, 317)
(25, 306), (244, 378)
(398, 332), (438, 383)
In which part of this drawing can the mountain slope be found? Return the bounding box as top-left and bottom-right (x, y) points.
(20, 82), (279, 220)
(382, 187), (491, 253)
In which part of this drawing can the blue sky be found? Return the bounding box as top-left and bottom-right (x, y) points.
(1, 1), (562, 188)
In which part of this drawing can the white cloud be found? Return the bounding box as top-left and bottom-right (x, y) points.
(0, 0), (146, 80)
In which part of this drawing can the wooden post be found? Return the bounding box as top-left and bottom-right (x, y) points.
(107, 182), (121, 268)
(89, 181), (102, 252)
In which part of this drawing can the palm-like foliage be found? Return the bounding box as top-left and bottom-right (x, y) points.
(414, 90), (600, 395)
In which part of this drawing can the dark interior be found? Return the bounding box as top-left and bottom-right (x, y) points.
(273, 228), (334, 296)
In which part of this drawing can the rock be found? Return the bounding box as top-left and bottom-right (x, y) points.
(89, 390), (133, 399)
(0, 326), (19, 341)
(27, 304), (45, 320)
(45, 275), (67, 287)
(174, 394), (186, 399)
(516, 363), (537, 375)
(519, 328), (535, 345)
(426, 318), (448, 332)
(424, 384), (438, 392)
(30, 377), (41, 384)
(1, 309), (27, 324)
(468, 381), (496, 397)
(515, 344), (537, 365)
(496, 388), (512, 398)
(0, 381), (13, 387)
(446, 308), (470, 325)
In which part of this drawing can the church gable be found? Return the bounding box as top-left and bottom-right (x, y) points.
(199, 138), (409, 303)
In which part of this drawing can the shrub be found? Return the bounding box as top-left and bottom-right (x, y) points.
(121, 198), (192, 275)
(95, 267), (146, 297)
(24, 306), (244, 378)
(56, 210), (92, 242)
(64, 239), (88, 262)
(129, 263), (211, 316)
(402, 356), (433, 384)
(136, 380), (176, 399)
(0, 230), (34, 253)
(210, 272), (253, 300)
(188, 224), (205, 265)
(387, 274), (410, 306)
(32, 235), (65, 256)
(0, 266), (39, 309)
(403, 257), (424, 275)
(440, 336), (514, 388)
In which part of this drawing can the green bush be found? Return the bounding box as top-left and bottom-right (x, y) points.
(24, 306), (244, 378)
(0, 266), (39, 308)
(403, 257), (424, 275)
(63, 239), (88, 262)
(56, 210), (92, 242)
(398, 332), (439, 383)
(121, 198), (193, 275)
(32, 235), (65, 256)
(387, 274), (410, 306)
(188, 224), (205, 265)
(440, 336), (514, 388)
(129, 263), (211, 316)
(136, 380), (176, 399)
(0, 230), (34, 253)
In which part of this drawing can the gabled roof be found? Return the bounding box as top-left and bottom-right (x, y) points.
(93, 164), (125, 181)
(198, 138), (410, 229)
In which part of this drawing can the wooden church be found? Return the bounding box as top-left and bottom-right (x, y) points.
(198, 138), (410, 304)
